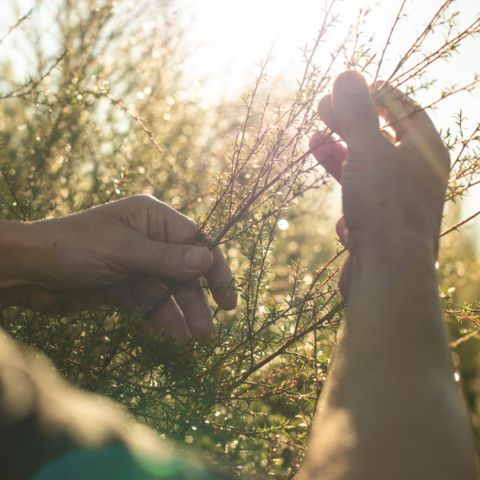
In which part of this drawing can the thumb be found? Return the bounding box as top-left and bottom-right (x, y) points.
(332, 71), (380, 149)
(121, 235), (214, 281)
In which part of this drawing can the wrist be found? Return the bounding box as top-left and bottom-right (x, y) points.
(351, 227), (436, 270)
(0, 220), (39, 290)
(348, 234), (438, 302)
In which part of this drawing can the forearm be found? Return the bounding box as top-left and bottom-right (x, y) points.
(301, 248), (477, 480)
(0, 219), (68, 308)
(0, 220), (56, 309)
(0, 221), (36, 291)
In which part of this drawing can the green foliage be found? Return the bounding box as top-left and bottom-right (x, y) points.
(0, 0), (479, 477)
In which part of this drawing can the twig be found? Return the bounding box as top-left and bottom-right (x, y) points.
(0, 8), (32, 45)
(440, 209), (480, 237)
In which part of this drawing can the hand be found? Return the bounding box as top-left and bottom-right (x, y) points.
(0, 195), (237, 342)
(302, 73), (476, 480)
(310, 71), (449, 298)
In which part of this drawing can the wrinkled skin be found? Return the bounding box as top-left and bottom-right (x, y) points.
(0, 194), (237, 342)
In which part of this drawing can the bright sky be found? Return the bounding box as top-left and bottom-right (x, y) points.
(185, 0), (479, 235)
(186, 0), (478, 102)
(1, 0), (479, 235)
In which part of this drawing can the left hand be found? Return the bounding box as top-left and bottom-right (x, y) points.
(309, 72), (449, 298)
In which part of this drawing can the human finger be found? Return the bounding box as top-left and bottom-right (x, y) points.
(104, 277), (192, 342)
(309, 131), (345, 183)
(373, 82), (438, 143)
(373, 83), (450, 175)
(145, 298), (191, 343)
(154, 202), (237, 310)
(318, 84), (394, 146)
(317, 94), (337, 132)
(206, 246), (237, 310)
(120, 235), (214, 282)
(131, 278), (192, 342)
(174, 280), (214, 342)
(332, 71), (381, 149)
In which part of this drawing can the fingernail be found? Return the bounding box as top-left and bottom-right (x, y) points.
(184, 247), (208, 270)
(337, 71), (366, 93)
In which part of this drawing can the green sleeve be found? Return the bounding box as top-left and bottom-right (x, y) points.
(32, 445), (228, 480)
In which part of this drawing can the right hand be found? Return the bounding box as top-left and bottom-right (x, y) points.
(1, 195), (237, 342)
(309, 71), (450, 298)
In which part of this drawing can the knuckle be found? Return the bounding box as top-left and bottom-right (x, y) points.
(155, 241), (173, 264)
(154, 243), (190, 279)
(168, 211), (200, 244)
(130, 193), (160, 208)
(349, 104), (379, 129)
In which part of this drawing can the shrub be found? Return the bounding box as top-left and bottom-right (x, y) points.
(1, 0), (479, 477)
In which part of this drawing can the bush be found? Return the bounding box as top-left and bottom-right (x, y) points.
(1, 0), (479, 477)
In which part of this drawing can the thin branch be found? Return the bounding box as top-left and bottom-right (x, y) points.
(0, 8), (32, 45)
(0, 50), (67, 100)
(441, 209), (480, 237)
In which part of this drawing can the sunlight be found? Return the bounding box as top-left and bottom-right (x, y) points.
(187, 0), (478, 108)
(186, 0), (329, 99)
(187, 0), (479, 235)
